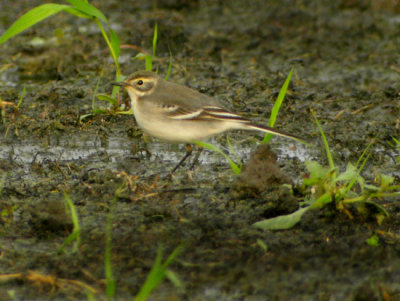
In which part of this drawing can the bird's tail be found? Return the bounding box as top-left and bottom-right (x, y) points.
(240, 123), (305, 143)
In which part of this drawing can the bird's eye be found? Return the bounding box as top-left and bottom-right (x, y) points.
(137, 80), (144, 86)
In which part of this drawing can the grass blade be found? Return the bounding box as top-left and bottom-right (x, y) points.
(0, 173), (6, 196)
(65, 0), (108, 23)
(194, 141), (241, 174)
(164, 47), (173, 81)
(311, 109), (335, 171)
(0, 4), (72, 44)
(343, 149), (372, 193)
(152, 23), (158, 57)
(227, 136), (242, 166)
(109, 27), (120, 59)
(105, 195), (117, 299)
(253, 207), (309, 230)
(94, 19), (121, 77)
(263, 67), (294, 144)
(96, 94), (118, 105)
(16, 85), (27, 109)
(58, 192), (81, 254)
(354, 138), (375, 170)
(135, 245), (182, 301)
(145, 55), (153, 71)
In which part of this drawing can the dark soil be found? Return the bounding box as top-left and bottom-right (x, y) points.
(1, 0), (400, 300)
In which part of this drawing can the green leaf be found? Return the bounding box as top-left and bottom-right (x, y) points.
(16, 85), (27, 109)
(0, 173), (6, 196)
(58, 192), (81, 253)
(116, 108), (133, 115)
(105, 195), (117, 299)
(365, 200), (389, 217)
(165, 270), (183, 288)
(305, 160), (325, 177)
(342, 143), (373, 193)
(64, 7), (91, 19)
(133, 53), (147, 60)
(79, 113), (94, 122)
(311, 109), (335, 171)
(335, 163), (357, 182)
(379, 174), (394, 187)
(366, 234), (379, 246)
(152, 23), (158, 57)
(65, 0), (108, 23)
(135, 246), (181, 301)
(109, 27), (120, 59)
(0, 4), (72, 44)
(96, 94), (118, 105)
(145, 55), (153, 71)
(256, 239), (268, 252)
(310, 193), (332, 209)
(263, 67), (293, 144)
(194, 141), (241, 174)
(303, 160), (331, 186)
(227, 136), (242, 166)
(253, 207), (309, 230)
(164, 48), (173, 81)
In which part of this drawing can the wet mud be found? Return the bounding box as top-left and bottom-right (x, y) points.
(1, 0), (400, 300)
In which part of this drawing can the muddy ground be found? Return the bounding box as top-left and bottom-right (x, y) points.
(1, 0), (400, 300)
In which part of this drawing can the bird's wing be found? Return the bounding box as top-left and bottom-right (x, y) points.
(151, 80), (251, 122)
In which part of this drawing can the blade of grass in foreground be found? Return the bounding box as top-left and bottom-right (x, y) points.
(311, 109), (335, 171)
(58, 192), (81, 254)
(0, 4), (73, 43)
(65, 0), (108, 23)
(145, 24), (158, 71)
(135, 246), (182, 301)
(253, 207), (309, 230)
(263, 68), (294, 144)
(105, 195), (117, 299)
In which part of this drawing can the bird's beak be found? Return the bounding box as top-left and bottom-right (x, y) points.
(111, 81), (129, 87)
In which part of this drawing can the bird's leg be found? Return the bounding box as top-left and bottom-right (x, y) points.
(169, 144), (193, 175)
(189, 146), (203, 170)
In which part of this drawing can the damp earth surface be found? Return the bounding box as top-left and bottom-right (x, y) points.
(1, 0), (400, 300)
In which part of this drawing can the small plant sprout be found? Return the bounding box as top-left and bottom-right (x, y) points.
(392, 137), (400, 165)
(194, 140), (242, 174)
(253, 110), (400, 231)
(134, 245), (183, 301)
(0, 0), (121, 78)
(104, 191), (118, 300)
(263, 68), (294, 144)
(58, 192), (81, 254)
(130, 24), (173, 80)
(91, 24), (172, 120)
(0, 0), (127, 120)
(366, 234), (380, 247)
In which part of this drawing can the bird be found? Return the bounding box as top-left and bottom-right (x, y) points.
(112, 70), (304, 173)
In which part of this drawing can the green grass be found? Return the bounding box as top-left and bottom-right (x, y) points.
(58, 192), (81, 254)
(194, 140), (242, 174)
(0, 0), (126, 120)
(195, 68), (299, 174)
(101, 185), (183, 300)
(263, 67), (294, 144)
(132, 23), (173, 80)
(134, 245), (183, 301)
(105, 193), (117, 299)
(392, 137), (400, 164)
(253, 111), (400, 231)
(96, 23), (171, 119)
(0, 0), (121, 78)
